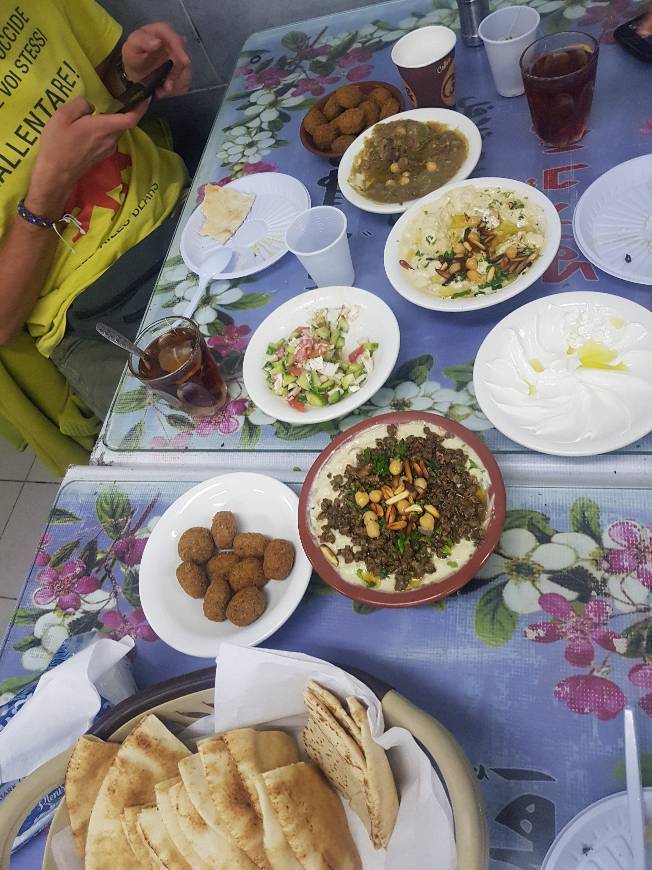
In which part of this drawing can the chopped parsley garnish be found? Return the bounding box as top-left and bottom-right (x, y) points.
(373, 452), (390, 477)
(451, 289), (472, 298)
(395, 440), (407, 459)
(508, 199), (525, 210)
(440, 250), (454, 264)
(447, 560), (458, 568)
(479, 265), (509, 292)
(467, 458), (480, 471)
(441, 539), (454, 557)
(363, 447), (372, 463)
(379, 569), (388, 579)
(415, 249), (424, 257)
(425, 234), (434, 244)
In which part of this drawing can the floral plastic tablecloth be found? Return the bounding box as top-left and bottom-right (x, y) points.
(3, 468), (652, 867)
(93, 0), (652, 473)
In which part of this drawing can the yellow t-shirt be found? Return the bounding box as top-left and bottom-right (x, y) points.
(0, 0), (188, 355)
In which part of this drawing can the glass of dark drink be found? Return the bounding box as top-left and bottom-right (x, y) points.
(520, 31), (598, 147)
(128, 316), (228, 416)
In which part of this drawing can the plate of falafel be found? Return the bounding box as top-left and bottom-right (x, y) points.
(139, 472), (312, 657)
(300, 80), (404, 159)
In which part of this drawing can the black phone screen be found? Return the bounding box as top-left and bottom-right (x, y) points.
(117, 59), (173, 114)
(614, 13), (652, 62)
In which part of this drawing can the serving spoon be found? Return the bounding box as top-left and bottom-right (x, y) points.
(96, 322), (153, 371)
(184, 246), (234, 318)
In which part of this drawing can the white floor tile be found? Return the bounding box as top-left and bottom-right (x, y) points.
(0, 481), (21, 536)
(0, 597), (17, 637)
(27, 457), (62, 484)
(0, 483), (60, 599)
(0, 439), (33, 481)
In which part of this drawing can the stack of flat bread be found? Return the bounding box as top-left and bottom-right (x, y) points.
(64, 706), (367, 869)
(200, 185), (256, 244)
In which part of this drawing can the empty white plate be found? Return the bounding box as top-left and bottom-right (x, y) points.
(139, 473), (312, 657)
(573, 155), (652, 285)
(243, 286), (400, 425)
(180, 173), (310, 281)
(337, 108), (482, 215)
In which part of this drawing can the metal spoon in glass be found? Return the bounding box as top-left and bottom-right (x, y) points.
(96, 322), (154, 371)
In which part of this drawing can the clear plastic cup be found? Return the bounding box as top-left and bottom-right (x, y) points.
(479, 6), (540, 97)
(285, 206), (354, 287)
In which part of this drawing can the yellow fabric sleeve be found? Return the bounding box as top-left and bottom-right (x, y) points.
(55, 0), (122, 68)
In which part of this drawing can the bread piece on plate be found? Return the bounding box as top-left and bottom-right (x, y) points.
(261, 762), (362, 870)
(138, 804), (191, 869)
(84, 714), (190, 870)
(254, 774), (302, 870)
(121, 805), (156, 867)
(200, 185), (255, 244)
(65, 735), (119, 857)
(223, 728), (299, 815)
(155, 776), (208, 869)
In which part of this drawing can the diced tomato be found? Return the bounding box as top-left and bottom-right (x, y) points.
(348, 345), (365, 363)
(288, 397), (306, 412)
(289, 365), (303, 376)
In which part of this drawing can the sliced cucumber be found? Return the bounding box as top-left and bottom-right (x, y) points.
(306, 392), (326, 407)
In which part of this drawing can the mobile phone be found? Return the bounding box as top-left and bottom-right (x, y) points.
(117, 59), (173, 113)
(614, 13), (652, 63)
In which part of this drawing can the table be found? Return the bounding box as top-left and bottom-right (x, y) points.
(5, 0), (652, 866)
(93, 0), (652, 477)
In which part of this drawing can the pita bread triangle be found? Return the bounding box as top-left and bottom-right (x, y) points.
(138, 804), (191, 869)
(200, 185), (255, 244)
(223, 728), (299, 816)
(65, 735), (119, 857)
(121, 804), (157, 867)
(155, 776), (209, 869)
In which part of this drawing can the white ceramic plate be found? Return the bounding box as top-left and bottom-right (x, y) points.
(573, 155), (652, 285)
(384, 176), (561, 312)
(337, 108), (482, 215)
(139, 473), (312, 657)
(243, 286), (400, 424)
(473, 291), (652, 456)
(180, 173), (310, 281)
(542, 788), (652, 870)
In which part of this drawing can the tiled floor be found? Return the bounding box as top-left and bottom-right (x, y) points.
(0, 442), (61, 639)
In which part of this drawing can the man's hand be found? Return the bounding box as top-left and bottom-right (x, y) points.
(27, 96), (149, 216)
(122, 23), (192, 97)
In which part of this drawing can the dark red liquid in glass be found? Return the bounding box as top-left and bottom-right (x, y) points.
(138, 326), (227, 413)
(523, 45), (598, 146)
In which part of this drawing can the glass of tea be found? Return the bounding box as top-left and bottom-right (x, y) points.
(128, 316), (227, 416)
(520, 31), (599, 147)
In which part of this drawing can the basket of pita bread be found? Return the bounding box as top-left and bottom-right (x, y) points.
(0, 645), (488, 869)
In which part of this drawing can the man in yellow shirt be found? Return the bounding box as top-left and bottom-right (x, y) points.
(0, 0), (191, 419)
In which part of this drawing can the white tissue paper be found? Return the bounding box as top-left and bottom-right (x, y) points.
(0, 635), (134, 783)
(209, 643), (457, 870)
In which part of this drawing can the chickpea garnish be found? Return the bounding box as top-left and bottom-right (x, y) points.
(390, 162), (400, 174)
(453, 243), (466, 255)
(426, 160), (437, 172)
(505, 245), (518, 259)
(355, 491), (370, 508)
(419, 513), (435, 533)
(465, 257), (478, 271)
(388, 459), (403, 476)
(369, 489), (382, 503)
(366, 520), (381, 539)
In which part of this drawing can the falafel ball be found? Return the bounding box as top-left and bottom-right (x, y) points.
(226, 587), (266, 626)
(379, 97), (400, 120)
(203, 577), (231, 622)
(229, 557), (267, 591)
(359, 99), (380, 127)
(263, 539), (295, 581)
(176, 561), (210, 598)
(336, 84), (363, 108)
(369, 86), (392, 107)
(323, 95), (341, 121)
(206, 552), (240, 584)
(336, 108), (364, 135)
(304, 107), (327, 134)
(211, 511), (237, 549)
(312, 122), (338, 150)
(233, 532), (269, 558)
(331, 135), (355, 155)
(178, 527), (214, 563)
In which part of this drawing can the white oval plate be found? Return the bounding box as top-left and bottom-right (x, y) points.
(542, 788), (652, 870)
(180, 173), (310, 281)
(337, 108), (482, 215)
(473, 291), (652, 456)
(384, 176), (561, 312)
(243, 286), (400, 424)
(139, 473), (311, 658)
(573, 154), (652, 285)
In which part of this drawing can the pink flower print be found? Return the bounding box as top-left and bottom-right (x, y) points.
(629, 664), (652, 716)
(35, 532), (52, 567)
(207, 325), (251, 354)
(195, 399), (249, 437)
(297, 45), (331, 60)
(100, 608), (157, 642)
(641, 120), (652, 135)
(245, 66), (286, 89)
(291, 75), (339, 97)
(603, 521), (652, 589)
(346, 64), (373, 82)
(113, 537), (147, 567)
(554, 674), (626, 721)
(149, 432), (192, 450)
(34, 561), (99, 611)
(524, 593), (620, 667)
(338, 48), (372, 68)
(235, 63), (254, 78)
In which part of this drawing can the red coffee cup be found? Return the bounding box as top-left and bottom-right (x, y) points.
(391, 26), (457, 109)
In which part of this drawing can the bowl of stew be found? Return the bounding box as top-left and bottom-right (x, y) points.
(337, 108), (482, 215)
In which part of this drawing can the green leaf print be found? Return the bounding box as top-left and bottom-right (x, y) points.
(442, 362), (474, 388)
(503, 509), (555, 544)
(166, 414), (193, 431)
(475, 583), (517, 648)
(96, 488), (132, 540)
(388, 355), (434, 387)
(122, 567), (141, 607)
(546, 566), (596, 603)
(119, 419), (145, 450)
(240, 417), (262, 448)
(569, 497), (602, 545)
(49, 508), (82, 525)
(326, 31), (358, 61)
(620, 618), (652, 659)
(114, 388), (149, 414)
(50, 539), (81, 569)
(353, 601), (379, 615)
(371, 19), (397, 31)
(221, 293), (273, 310)
(281, 31), (309, 51)
(80, 538), (99, 574)
(309, 58), (336, 76)
(0, 674), (37, 696)
(13, 634), (41, 652)
(273, 421), (339, 441)
(614, 754), (652, 787)
(67, 611), (102, 635)
(13, 607), (44, 625)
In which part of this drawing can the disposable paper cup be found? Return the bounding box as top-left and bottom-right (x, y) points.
(285, 206), (354, 287)
(391, 26), (456, 109)
(478, 6), (540, 97)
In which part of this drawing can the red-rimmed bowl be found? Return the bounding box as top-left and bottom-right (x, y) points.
(298, 411), (506, 607)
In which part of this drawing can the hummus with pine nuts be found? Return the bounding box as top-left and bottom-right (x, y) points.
(398, 186), (546, 301)
(309, 422), (491, 593)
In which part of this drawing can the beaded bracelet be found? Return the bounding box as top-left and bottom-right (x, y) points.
(17, 198), (85, 252)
